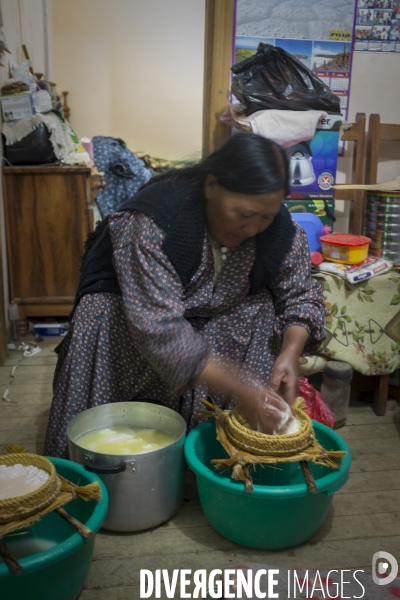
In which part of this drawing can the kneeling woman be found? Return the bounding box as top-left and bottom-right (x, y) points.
(45, 133), (325, 458)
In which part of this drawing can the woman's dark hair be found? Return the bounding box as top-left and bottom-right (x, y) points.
(202, 133), (289, 195)
(141, 133), (290, 196)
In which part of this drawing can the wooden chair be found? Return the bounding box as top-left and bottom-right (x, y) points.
(363, 114), (400, 415)
(335, 112), (366, 235)
(365, 113), (400, 184)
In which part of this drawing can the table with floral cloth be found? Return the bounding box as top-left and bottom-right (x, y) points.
(299, 270), (400, 413)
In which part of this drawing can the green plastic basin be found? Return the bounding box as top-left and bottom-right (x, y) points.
(0, 457), (108, 600)
(184, 420), (351, 549)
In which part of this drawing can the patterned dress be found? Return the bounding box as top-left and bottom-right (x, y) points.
(44, 211), (325, 458)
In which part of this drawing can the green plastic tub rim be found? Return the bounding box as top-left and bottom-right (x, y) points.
(0, 457), (108, 577)
(185, 420), (352, 499)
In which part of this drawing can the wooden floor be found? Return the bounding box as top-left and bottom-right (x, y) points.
(1, 336), (400, 599)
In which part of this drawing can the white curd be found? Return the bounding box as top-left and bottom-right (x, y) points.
(0, 464), (49, 500)
(76, 426), (176, 455)
(279, 417), (301, 435)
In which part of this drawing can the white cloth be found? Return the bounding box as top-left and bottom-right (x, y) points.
(2, 112), (91, 165)
(2, 113), (43, 144)
(220, 105), (327, 147)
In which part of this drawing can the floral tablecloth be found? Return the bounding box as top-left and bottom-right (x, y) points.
(302, 270), (400, 376)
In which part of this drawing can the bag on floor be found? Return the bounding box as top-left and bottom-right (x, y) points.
(299, 376), (335, 428)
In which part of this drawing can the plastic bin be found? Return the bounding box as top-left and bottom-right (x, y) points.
(0, 457), (108, 600)
(185, 420), (351, 550)
(320, 233), (371, 264)
(290, 212), (323, 252)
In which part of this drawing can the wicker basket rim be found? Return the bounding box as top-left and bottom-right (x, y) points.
(0, 453), (56, 505)
(231, 404), (312, 442)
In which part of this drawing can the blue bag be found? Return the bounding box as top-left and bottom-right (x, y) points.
(93, 136), (154, 217)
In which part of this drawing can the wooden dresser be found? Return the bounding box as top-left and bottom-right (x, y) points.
(3, 165), (104, 335)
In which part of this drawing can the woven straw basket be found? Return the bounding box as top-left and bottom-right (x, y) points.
(226, 400), (314, 457)
(0, 453), (61, 524)
(198, 397), (346, 492)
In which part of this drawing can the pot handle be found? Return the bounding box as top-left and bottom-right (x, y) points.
(84, 456), (127, 474)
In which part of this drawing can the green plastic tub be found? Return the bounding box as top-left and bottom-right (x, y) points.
(185, 420), (351, 549)
(0, 457), (108, 600)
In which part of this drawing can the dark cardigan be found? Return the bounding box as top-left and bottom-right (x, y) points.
(75, 178), (296, 309)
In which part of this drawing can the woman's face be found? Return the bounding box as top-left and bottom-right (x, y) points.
(204, 175), (284, 248)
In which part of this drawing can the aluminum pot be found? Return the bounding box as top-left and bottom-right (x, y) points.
(67, 402), (186, 532)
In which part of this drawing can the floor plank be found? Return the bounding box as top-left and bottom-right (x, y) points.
(0, 366), (57, 384)
(331, 489), (400, 517)
(343, 436), (400, 455)
(350, 452), (400, 473)
(0, 404), (50, 418)
(0, 383), (54, 397)
(336, 470), (400, 494)
(0, 427), (47, 445)
(3, 354), (58, 367)
(17, 442), (45, 454)
(338, 423), (400, 440)
(0, 415), (49, 431)
(344, 410), (400, 426)
(79, 587), (150, 600)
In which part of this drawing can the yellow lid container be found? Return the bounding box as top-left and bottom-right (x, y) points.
(320, 233), (371, 264)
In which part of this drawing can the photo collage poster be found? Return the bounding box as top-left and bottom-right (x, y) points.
(354, 0), (400, 52)
(234, 0), (358, 123)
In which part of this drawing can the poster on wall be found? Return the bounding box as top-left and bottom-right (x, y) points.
(354, 0), (400, 52)
(234, 0), (357, 121)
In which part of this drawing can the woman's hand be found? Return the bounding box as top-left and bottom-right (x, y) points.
(198, 363), (292, 434)
(269, 350), (299, 406)
(236, 384), (292, 434)
(269, 325), (309, 405)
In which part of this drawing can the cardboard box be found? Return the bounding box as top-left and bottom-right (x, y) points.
(284, 198), (335, 229)
(34, 323), (65, 337)
(286, 115), (342, 200)
(1, 92), (35, 122)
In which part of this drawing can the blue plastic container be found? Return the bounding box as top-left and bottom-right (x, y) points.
(0, 457), (108, 600)
(185, 420), (351, 549)
(291, 212), (323, 252)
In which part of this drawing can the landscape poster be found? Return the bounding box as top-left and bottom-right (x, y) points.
(234, 0), (358, 120)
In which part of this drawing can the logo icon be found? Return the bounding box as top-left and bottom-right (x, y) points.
(372, 551), (398, 586)
(318, 172), (334, 191)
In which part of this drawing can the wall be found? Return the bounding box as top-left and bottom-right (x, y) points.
(51, 0), (205, 161)
(0, 0), (48, 345)
(51, 2), (400, 230)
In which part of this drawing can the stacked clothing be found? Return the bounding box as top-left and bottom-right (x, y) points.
(92, 136), (154, 217)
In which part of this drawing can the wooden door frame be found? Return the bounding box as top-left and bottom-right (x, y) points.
(202, 0), (235, 158)
(0, 201), (7, 364)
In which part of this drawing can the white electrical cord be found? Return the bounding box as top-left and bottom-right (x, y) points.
(2, 342), (42, 403)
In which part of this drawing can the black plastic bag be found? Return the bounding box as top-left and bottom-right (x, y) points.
(231, 43), (341, 115)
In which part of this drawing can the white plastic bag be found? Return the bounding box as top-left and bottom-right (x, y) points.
(32, 89), (52, 113)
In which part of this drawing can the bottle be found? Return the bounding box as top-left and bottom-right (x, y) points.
(320, 361), (352, 429)
(8, 303), (20, 343)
